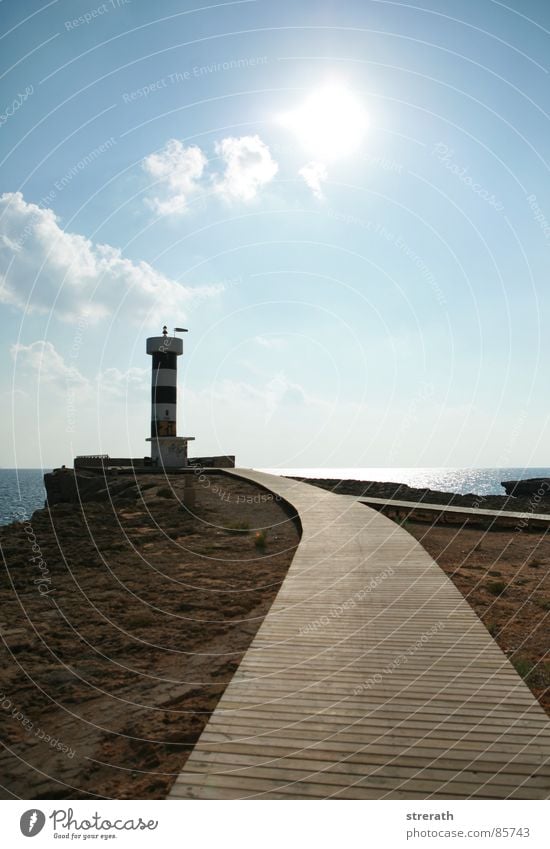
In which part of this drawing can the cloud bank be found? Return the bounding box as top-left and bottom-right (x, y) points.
(0, 192), (215, 323)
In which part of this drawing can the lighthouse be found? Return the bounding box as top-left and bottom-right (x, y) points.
(145, 326), (194, 468)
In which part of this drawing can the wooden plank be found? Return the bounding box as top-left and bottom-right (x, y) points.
(168, 469), (550, 800)
(345, 494), (550, 527)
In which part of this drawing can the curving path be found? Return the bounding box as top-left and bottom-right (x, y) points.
(168, 470), (550, 800)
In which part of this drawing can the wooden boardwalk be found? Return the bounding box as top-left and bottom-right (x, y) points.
(168, 470), (550, 800)
(346, 495), (550, 531)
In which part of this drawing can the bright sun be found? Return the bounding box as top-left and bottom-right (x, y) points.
(280, 84), (368, 162)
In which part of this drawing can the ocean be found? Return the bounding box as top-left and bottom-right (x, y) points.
(1, 467), (550, 527)
(261, 467), (550, 497)
(0, 469), (50, 527)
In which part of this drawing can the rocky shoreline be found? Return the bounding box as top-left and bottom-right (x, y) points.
(289, 476), (550, 514)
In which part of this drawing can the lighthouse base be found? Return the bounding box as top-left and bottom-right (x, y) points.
(146, 436), (195, 468)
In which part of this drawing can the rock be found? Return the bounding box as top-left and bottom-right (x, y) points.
(501, 478), (550, 498)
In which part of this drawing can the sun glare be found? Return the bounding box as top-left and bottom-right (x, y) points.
(280, 84), (368, 161)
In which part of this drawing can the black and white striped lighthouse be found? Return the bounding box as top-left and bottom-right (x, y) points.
(145, 326), (194, 467)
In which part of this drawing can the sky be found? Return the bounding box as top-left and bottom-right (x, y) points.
(1, 0), (550, 469)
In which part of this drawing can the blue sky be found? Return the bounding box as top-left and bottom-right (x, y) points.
(1, 0), (550, 468)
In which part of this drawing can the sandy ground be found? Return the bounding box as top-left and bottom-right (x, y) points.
(0, 472), (299, 799)
(401, 519), (550, 716)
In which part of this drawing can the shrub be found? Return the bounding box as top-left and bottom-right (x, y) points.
(254, 530), (268, 550)
(126, 611), (155, 628)
(512, 657), (535, 682)
(157, 487), (175, 499)
(487, 580), (506, 596)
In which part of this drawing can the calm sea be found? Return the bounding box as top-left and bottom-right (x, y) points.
(0, 469), (49, 527)
(2, 467), (550, 527)
(261, 467), (550, 497)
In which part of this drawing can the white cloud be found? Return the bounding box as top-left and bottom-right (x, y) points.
(214, 135), (278, 202)
(0, 192), (211, 323)
(11, 340), (88, 389)
(213, 373), (313, 426)
(99, 366), (149, 396)
(262, 373), (308, 424)
(142, 139), (206, 215)
(6, 341), (152, 465)
(299, 160), (328, 200)
(185, 377), (348, 466)
(140, 135), (279, 214)
(12, 341), (151, 399)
